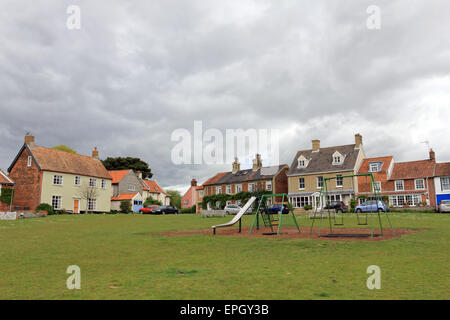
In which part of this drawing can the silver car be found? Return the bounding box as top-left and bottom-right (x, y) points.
(438, 200), (450, 213)
(224, 204), (253, 215)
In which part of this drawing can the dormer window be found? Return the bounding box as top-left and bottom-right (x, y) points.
(332, 151), (344, 165)
(297, 155), (308, 168)
(369, 162), (382, 172)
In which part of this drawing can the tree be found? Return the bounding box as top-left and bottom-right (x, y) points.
(166, 190), (181, 208)
(52, 145), (77, 154)
(76, 184), (99, 213)
(120, 201), (132, 213)
(102, 157), (153, 179)
(144, 197), (162, 207)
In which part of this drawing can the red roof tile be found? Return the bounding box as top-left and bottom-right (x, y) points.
(358, 156), (394, 173)
(436, 162), (450, 176)
(390, 160), (435, 180)
(109, 170), (132, 184)
(28, 146), (112, 179)
(111, 193), (139, 201)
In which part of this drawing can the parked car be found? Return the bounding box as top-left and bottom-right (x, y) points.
(152, 205), (179, 215)
(224, 204), (253, 215)
(355, 200), (389, 213)
(324, 201), (348, 213)
(139, 205), (159, 214)
(438, 200), (450, 213)
(264, 203), (290, 215)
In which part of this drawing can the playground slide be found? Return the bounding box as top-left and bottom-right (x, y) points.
(212, 196), (257, 231)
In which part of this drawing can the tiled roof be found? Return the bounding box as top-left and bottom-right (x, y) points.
(390, 160), (435, 180)
(203, 165), (287, 186)
(140, 179), (171, 197)
(436, 162), (450, 176)
(109, 170), (132, 184)
(288, 144), (361, 176)
(358, 156), (394, 173)
(0, 169), (14, 185)
(111, 193), (138, 201)
(25, 145), (112, 179)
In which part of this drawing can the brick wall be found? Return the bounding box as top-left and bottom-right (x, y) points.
(8, 147), (42, 211)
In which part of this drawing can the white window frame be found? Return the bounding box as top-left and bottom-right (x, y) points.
(373, 181), (382, 192)
(336, 175), (343, 188)
(297, 155), (308, 168)
(74, 176), (81, 186)
(87, 198), (97, 211)
(52, 195), (62, 210)
(53, 175), (63, 186)
(415, 179), (425, 190)
(199, 191), (203, 198)
(266, 181), (272, 191)
(441, 177), (450, 191)
(101, 179), (107, 189)
(128, 184), (136, 192)
(27, 156), (32, 167)
(395, 180), (404, 191)
(317, 176), (324, 189)
(236, 184), (242, 193)
(89, 178), (97, 188)
(369, 162), (381, 172)
(226, 185), (232, 194)
(216, 186), (222, 194)
(298, 178), (305, 190)
(249, 183), (255, 192)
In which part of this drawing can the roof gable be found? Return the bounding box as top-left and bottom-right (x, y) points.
(436, 162), (450, 177)
(358, 156), (394, 173)
(0, 169), (14, 185)
(390, 160), (435, 180)
(109, 170), (132, 184)
(288, 144), (361, 176)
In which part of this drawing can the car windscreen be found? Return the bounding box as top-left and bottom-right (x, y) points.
(443, 201), (450, 205)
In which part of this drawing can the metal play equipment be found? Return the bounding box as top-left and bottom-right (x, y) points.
(249, 193), (301, 236)
(212, 196), (257, 235)
(309, 173), (396, 238)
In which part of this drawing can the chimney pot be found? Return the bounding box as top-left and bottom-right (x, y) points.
(355, 134), (363, 149)
(232, 157), (241, 174)
(92, 147), (99, 159)
(191, 178), (197, 187)
(429, 148), (436, 162)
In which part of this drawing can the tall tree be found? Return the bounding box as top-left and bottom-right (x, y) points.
(166, 190), (181, 208)
(76, 184), (100, 214)
(102, 157), (153, 179)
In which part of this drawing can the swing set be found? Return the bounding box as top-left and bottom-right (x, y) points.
(249, 193), (301, 236)
(309, 173), (396, 238)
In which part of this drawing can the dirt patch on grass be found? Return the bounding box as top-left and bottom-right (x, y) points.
(154, 226), (422, 241)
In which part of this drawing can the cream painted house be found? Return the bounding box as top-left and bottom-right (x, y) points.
(287, 134), (366, 212)
(8, 134), (112, 213)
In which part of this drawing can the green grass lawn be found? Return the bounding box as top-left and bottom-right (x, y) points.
(0, 212), (449, 300)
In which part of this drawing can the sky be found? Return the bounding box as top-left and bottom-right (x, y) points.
(0, 0), (449, 194)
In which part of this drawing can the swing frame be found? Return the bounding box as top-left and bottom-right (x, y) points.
(249, 193), (301, 236)
(309, 173), (396, 238)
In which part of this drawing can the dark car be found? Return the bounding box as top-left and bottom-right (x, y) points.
(152, 205), (179, 215)
(324, 201), (348, 213)
(264, 203), (290, 215)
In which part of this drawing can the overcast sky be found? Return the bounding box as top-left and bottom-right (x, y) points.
(1, 0), (449, 194)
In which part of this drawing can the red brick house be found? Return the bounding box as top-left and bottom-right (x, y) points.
(0, 169), (14, 212)
(357, 150), (437, 208)
(181, 178), (199, 209)
(201, 154), (289, 209)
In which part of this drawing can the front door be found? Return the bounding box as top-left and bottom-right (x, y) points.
(74, 199), (80, 214)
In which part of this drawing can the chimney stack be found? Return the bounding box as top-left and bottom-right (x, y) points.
(232, 157), (240, 174)
(24, 133), (35, 148)
(136, 170), (143, 179)
(355, 134), (363, 149)
(191, 178), (197, 187)
(429, 148), (436, 162)
(92, 147), (99, 159)
(252, 154), (263, 171)
(312, 140), (320, 152)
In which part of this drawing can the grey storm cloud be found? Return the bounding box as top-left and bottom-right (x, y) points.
(0, 0), (449, 193)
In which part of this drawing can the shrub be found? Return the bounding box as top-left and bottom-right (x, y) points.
(350, 198), (357, 211)
(303, 205), (313, 211)
(143, 197), (162, 207)
(36, 203), (55, 215)
(120, 201), (132, 213)
(180, 208), (194, 214)
(0, 188), (14, 204)
(191, 204), (196, 213)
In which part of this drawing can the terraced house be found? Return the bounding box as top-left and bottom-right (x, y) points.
(202, 154), (289, 209)
(8, 134), (112, 213)
(287, 134), (365, 211)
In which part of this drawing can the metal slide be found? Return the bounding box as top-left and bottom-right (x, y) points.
(211, 196), (257, 234)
